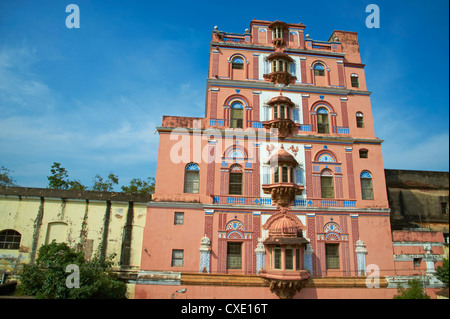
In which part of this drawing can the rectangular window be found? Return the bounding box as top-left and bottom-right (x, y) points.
(232, 61), (244, 70)
(321, 176), (334, 199)
(282, 166), (289, 183)
(285, 248), (293, 270)
(229, 172), (243, 195)
(314, 68), (325, 76)
(361, 178), (374, 200)
(230, 108), (243, 129)
(413, 258), (421, 269)
(356, 116), (364, 128)
(325, 244), (340, 269)
(295, 248), (300, 270)
(273, 106), (278, 119)
(274, 168), (279, 183)
(351, 76), (359, 88)
(280, 105), (285, 119)
(274, 247), (282, 270)
(171, 249), (184, 267)
(184, 171), (199, 193)
(317, 114), (329, 134)
(174, 212), (184, 225)
(227, 242), (242, 269)
(359, 149), (368, 158)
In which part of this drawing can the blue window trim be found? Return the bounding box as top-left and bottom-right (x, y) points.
(186, 163), (200, 171)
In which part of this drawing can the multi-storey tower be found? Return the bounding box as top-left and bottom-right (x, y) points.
(137, 19), (395, 299)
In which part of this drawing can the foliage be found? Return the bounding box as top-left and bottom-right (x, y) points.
(46, 162), (153, 194)
(0, 165), (17, 186)
(47, 162), (87, 190)
(47, 162), (70, 189)
(121, 177), (155, 194)
(17, 241), (126, 299)
(92, 173), (119, 192)
(436, 258), (449, 287)
(393, 278), (430, 299)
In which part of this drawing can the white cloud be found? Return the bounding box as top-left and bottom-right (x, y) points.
(0, 46), (56, 113)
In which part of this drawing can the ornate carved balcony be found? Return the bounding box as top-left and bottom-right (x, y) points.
(263, 52), (296, 85)
(263, 145), (304, 207)
(263, 71), (296, 86)
(262, 183), (304, 207)
(263, 93), (298, 139)
(259, 208), (310, 299)
(268, 21), (288, 47)
(263, 118), (298, 140)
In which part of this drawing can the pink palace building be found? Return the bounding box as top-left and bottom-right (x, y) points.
(135, 20), (445, 299)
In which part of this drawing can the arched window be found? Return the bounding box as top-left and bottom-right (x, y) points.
(230, 102), (244, 128)
(229, 164), (243, 195)
(356, 112), (364, 128)
(0, 229), (21, 249)
(232, 57), (244, 70)
(314, 63), (325, 76)
(184, 163), (199, 194)
(317, 107), (329, 134)
(320, 169), (334, 199)
(360, 171), (374, 200)
(359, 149), (369, 158)
(351, 74), (359, 88)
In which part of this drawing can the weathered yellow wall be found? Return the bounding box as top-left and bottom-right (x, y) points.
(0, 189), (149, 276)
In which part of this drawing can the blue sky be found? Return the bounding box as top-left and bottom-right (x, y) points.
(0, 0), (448, 189)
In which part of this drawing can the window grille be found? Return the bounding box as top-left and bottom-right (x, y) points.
(184, 163), (199, 193)
(351, 74), (359, 88)
(356, 112), (364, 128)
(227, 242), (242, 269)
(321, 171), (334, 199)
(171, 249), (184, 267)
(229, 165), (243, 195)
(325, 244), (340, 269)
(0, 230), (21, 249)
(174, 212), (184, 225)
(361, 171), (374, 200)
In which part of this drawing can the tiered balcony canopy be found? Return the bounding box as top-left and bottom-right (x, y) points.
(262, 145), (304, 207)
(263, 94), (299, 140)
(268, 21), (289, 46)
(263, 51), (296, 85)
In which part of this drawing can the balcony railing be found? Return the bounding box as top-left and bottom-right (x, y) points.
(250, 121), (264, 128)
(212, 195), (356, 208)
(212, 196), (272, 206)
(333, 126), (350, 134)
(210, 119), (224, 127)
(298, 124), (315, 132)
(312, 44), (332, 51)
(223, 36), (245, 43)
(208, 120), (349, 135)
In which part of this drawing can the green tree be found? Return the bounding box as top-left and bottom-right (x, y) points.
(47, 162), (70, 189)
(92, 173), (119, 192)
(47, 162), (86, 190)
(121, 177), (155, 194)
(393, 278), (430, 299)
(17, 241), (126, 299)
(0, 165), (17, 186)
(436, 258), (449, 287)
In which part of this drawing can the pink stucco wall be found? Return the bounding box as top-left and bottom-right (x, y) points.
(135, 283), (429, 299)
